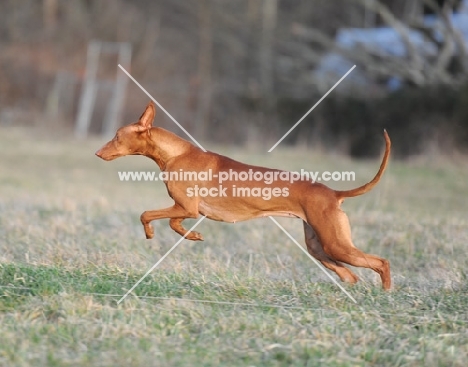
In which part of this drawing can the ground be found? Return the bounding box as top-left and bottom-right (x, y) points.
(0, 127), (467, 366)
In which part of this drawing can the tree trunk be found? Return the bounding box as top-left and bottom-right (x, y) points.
(259, 0), (278, 145)
(195, 0), (213, 141)
(43, 0), (58, 34)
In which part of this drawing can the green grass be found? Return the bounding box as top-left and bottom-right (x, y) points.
(1, 126), (468, 366)
(1, 263), (467, 366)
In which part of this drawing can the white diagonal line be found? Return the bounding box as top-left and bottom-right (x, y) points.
(118, 64), (207, 152)
(268, 65), (356, 152)
(117, 216), (207, 304)
(268, 217), (357, 304)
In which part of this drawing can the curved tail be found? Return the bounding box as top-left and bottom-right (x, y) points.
(335, 130), (391, 199)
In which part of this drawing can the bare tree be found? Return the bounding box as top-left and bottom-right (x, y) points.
(293, 0), (468, 88)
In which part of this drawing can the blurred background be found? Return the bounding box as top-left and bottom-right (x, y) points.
(1, 0), (468, 158)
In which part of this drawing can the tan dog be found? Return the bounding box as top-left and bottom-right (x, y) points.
(96, 102), (391, 289)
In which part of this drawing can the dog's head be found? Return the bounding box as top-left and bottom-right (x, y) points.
(95, 101), (155, 161)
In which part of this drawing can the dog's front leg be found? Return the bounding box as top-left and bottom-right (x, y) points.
(169, 218), (204, 241)
(140, 204), (202, 240)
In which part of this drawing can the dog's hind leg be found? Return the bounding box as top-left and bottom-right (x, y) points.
(308, 209), (391, 290)
(303, 221), (359, 285)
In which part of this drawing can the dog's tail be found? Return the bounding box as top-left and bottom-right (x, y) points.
(335, 130), (391, 199)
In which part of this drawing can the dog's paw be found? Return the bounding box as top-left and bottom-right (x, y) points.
(186, 231), (204, 241)
(143, 224), (154, 239)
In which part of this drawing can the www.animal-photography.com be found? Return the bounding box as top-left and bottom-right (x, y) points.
(1, 1), (468, 366)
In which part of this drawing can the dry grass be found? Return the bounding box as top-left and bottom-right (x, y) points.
(1, 126), (468, 366)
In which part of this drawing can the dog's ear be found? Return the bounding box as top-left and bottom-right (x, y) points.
(137, 101), (156, 131)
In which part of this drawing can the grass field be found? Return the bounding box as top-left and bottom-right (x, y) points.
(1, 126), (468, 366)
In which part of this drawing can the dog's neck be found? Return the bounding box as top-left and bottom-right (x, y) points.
(143, 127), (194, 170)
